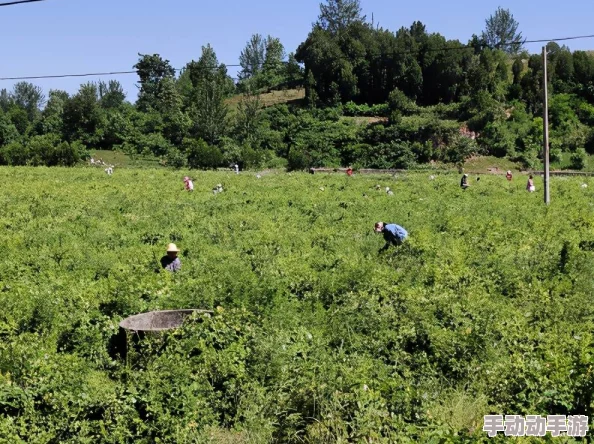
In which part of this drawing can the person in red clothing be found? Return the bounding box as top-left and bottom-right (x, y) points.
(506, 170), (513, 181)
(346, 167), (353, 176)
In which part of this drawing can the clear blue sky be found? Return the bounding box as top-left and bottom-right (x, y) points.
(1, 0), (593, 103)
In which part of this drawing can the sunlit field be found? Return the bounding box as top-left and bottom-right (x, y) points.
(1, 167), (593, 442)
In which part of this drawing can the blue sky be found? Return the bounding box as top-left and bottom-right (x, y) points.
(1, 0), (593, 102)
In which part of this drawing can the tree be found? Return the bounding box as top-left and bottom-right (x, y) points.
(285, 53), (304, 88)
(482, 7), (523, 54)
(317, 0), (365, 35)
(239, 34), (266, 80)
(0, 89), (12, 112)
(0, 114), (19, 146)
(263, 36), (285, 74)
(62, 83), (103, 146)
(35, 90), (69, 136)
(12, 82), (45, 121)
(235, 88), (262, 144)
(186, 45), (233, 145)
(159, 77), (191, 145)
(134, 54), (176, 112)
(99, 80), (126, 109)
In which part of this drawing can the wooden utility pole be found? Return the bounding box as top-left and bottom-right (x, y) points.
(543, 46), (550, 205)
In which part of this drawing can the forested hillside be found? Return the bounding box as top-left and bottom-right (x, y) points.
(1, 0), (594, 170)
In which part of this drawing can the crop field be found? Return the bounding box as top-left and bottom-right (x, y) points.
(1, 167), (594, 442)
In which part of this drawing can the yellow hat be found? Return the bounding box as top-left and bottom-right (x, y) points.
(167, 243), (180, 252)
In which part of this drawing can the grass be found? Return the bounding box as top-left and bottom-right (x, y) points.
(539, 151), (594, 171)
(226, 88), (305, 112)
(89, 150), (163, 169)
(340, 116), (388, 125)
(462, 155), (521, 174)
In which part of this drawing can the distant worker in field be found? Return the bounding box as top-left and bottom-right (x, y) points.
(527, 174), (535, 192)
(506, 170), (513, 181)
(234, 164), (239, 174)
(161, 243), (181, 272)
(460, 174), (470, 189)
(346, 167), (353, 176)
(374, 222), (408, 253)
(183, 176), (194, 192)
(105, 166), (113, 176)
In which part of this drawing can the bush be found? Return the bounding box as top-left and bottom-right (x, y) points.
(570, 147), (588, 170)
(388, 88), (416, 115)
(287, 146), (309, 171)
(240, 145), (263, 169)
(550, 147), (563, 163)
(0, 141), (28, 165)
(342, 101), (389, 117)
(185, 138), (224, 170)
(0, 134), (84, 167)
(165, 147), (186, 169)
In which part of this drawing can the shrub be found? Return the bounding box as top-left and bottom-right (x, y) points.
(165, 147), (186, 169)
(570, 147), (588, 170)
(185, 138), (224, 170)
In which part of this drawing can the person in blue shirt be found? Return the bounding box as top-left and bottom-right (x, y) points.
(374, 222), (408, 252)
(160, 243), (182, 272)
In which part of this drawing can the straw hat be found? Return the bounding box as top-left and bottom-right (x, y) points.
(167, 243), (180, 252)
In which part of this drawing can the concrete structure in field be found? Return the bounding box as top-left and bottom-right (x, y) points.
(119, 309), (213, 333)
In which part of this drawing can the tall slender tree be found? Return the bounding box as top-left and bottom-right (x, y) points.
(187, 45), (234, 144)
(12, 82), (45, 121)
(316, 0), (365, 35)
(239, 34), (266, 80)
(482, 7), (524, 54)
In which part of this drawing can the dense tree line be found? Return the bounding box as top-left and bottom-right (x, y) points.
(1, 0), (594, 170)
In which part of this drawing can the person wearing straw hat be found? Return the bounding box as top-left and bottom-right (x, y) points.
(160, 243), (182, 272)
(460, 173), (470, 189)
(374, 222), (408, 253)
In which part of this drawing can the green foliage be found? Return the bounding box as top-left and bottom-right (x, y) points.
(134, 54), (176, 112)
(186, 45), (233, 145)
(0, 134), (85, 166)
(343, 101), (389, 117)
(185, 138), (223, 169)
(316, 0), (364, 35)
(3, 8), (594, 174)
(239, 34), (266, 80)
(165, 147), (186, 169)
(570, 147), (588, 170)
(482, 7), (524, 54)
(2, 169), (594, 441)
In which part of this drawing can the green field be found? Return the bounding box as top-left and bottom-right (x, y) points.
(1, 167), (594, 442)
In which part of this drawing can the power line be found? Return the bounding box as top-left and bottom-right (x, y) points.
(0, 70), (137, 80)
(0, 0), (45, 6)
(0, 67), (241, 81)
(0, 33), (593, 81)
(525, 34), (594, 43)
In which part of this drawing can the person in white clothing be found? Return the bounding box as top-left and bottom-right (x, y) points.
(234, 164), (239, 174)
(183, 176), (194, 191)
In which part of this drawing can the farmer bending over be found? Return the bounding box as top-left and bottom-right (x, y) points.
(375, 222), (408, 253)
(460, 174), (470, 189)
(161, 243), (181, 272)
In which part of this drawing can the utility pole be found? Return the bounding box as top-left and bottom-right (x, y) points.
(543, 46), (550, 205)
